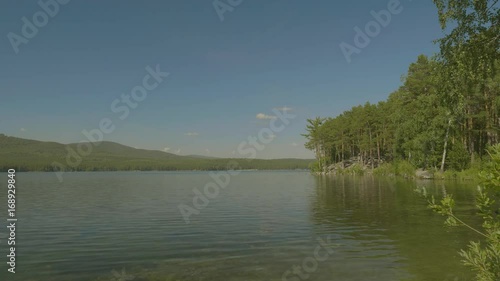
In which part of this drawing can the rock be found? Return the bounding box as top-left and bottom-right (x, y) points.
(415, 169), (434, 179)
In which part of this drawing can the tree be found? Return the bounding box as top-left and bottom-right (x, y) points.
(303, 117), (326, 171)
(434, 0), (500, 161)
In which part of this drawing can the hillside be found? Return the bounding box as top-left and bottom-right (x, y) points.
(0, 134), (313, 171)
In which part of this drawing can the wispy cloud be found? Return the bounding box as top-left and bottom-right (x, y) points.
(20, 128), (26, 132)
(205, 149), (211, 155)
(175, 148), (181, 154)
(274, 106), (293, 112)
(291, 142), (298, 146)
(185, 132), (199, 136)
(256, 113), (277, 120)
(163, 147), (171, 152)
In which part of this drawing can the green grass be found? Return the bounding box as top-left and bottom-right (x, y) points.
(435, 168), (480, 180)
(372, 159), (481, 181)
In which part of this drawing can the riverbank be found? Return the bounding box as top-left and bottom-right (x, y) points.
(313, 160), (481, 181)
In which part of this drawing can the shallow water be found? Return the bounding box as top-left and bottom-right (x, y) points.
(0, 171), (479, 280)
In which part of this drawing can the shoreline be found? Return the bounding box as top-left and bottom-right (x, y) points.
(311, 168), (480, 181)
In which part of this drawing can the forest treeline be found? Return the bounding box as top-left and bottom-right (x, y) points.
(0, 134), (313, 172)
(304, 0), (500, 173)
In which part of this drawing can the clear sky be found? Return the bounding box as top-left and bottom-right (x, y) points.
(0, 0), (444, 159)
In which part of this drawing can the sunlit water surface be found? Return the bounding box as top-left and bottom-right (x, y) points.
(0, 171), (480, 281)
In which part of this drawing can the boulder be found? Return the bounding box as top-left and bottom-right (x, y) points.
(415, 169), (434, 179)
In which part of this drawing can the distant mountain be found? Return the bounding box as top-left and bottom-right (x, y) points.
(186, 155), (220, 159)
(0, 134), (313, 172)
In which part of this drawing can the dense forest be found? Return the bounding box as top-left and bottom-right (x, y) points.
(304, 0), (500, 173)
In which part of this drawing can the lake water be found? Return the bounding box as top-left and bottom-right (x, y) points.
(0, 171), (480, 281)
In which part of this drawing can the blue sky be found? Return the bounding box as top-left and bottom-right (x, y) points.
(0, 0), (444, 159)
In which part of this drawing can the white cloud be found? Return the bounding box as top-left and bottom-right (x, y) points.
(163, 147), (171, 152)
(205, 149), (211, 155)
(291, 142), (298, 146)
(20, 128), (26, 132)
(185, 132), (199, 136)
(274, 106), (293, 112)
(256, 113), (277, 120)
(175, 148), (181, 154)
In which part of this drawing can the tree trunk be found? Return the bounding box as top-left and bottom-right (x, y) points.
(377, 135), (381, 166)
(341, 140), (344, 163)
(440, 118), (452, 173)
(315, 144), (321, 171)
(369, 129), (374, 169)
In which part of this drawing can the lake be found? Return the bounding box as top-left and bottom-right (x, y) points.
(0, 171), (480, 281)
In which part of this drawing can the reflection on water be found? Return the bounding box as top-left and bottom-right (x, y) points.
(0, 172), (479, 281)
(312, 176), (479, 281)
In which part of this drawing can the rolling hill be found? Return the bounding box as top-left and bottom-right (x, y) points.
(0, 134), (313, 172)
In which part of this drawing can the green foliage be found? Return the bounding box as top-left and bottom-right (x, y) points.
(302, 117), (326, 171)
(309, 160), (322, 173)
(394, 160), (416, 178)
(448, 142), (471, 171)
(303, 1), (499, 173)
(439, 170), (472, 180)
(427, 144), (500, 281)
(433, 0), (499, 83)
(336, 163), (365, 176)
(439, 168), (480, 180)
(303, 22), (499, 173)
(428, 194), (459, 226)
(427, 5), (500, 276)
(373, 160), (415, 177)
(373, 163), (396, 176)
(349, 164), (365, 176)
(471, 154), (486, 171)
(303, 54), (500, 172)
